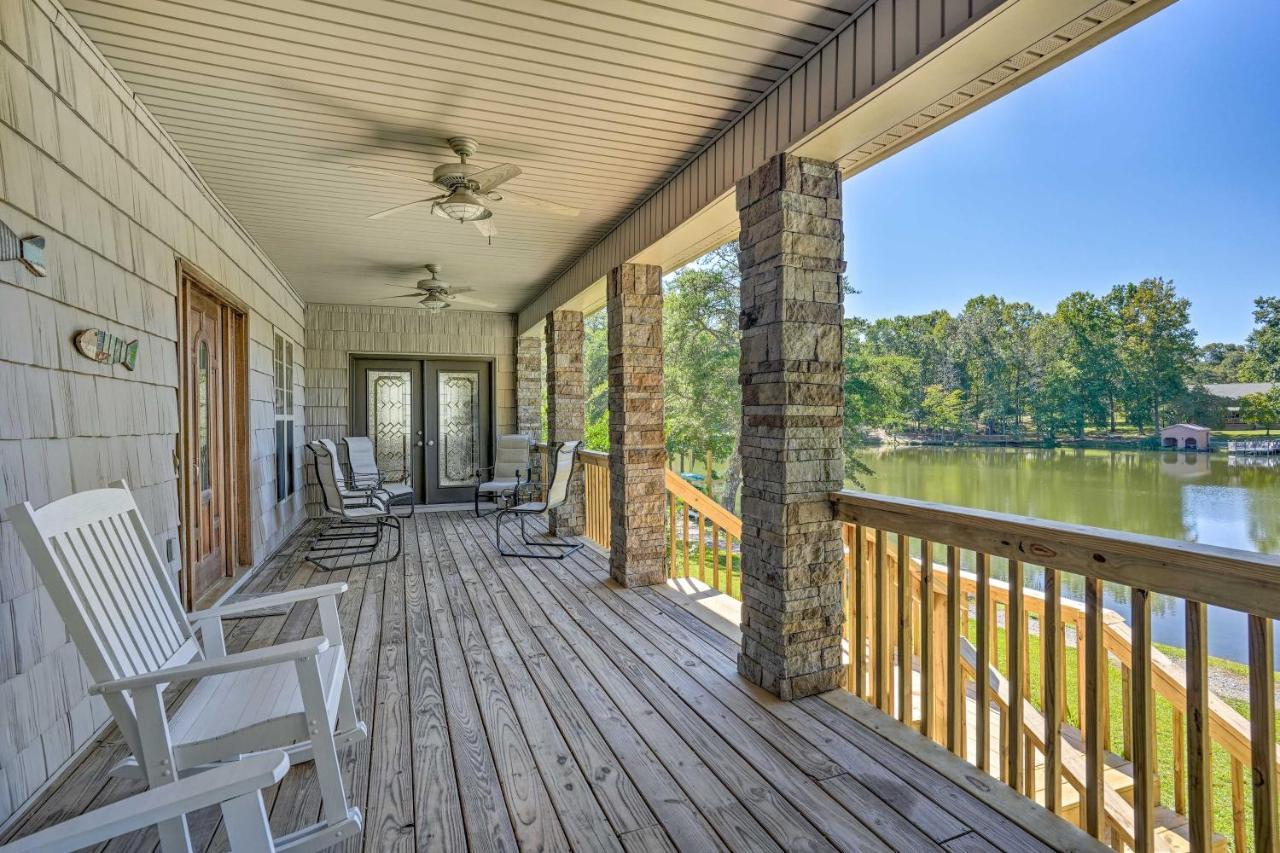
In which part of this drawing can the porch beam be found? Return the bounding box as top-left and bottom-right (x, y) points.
(606, 263), (667, 587)
(545, 309), (586, 536)
(736, 152), (847, 700)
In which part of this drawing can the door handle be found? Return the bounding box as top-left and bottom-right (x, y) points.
(427, 440), (435, 447)
(416, 440), (424, 447)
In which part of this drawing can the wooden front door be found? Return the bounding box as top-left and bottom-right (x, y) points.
(179, 267), (249, 610)
(185, 287), (226, 602)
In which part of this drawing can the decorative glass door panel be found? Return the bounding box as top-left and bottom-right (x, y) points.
(368, 369), (413, 486)
(438, 371), (480, 487)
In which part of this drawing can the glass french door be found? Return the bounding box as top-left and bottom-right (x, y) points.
(350, 358), (491, 504)
(425, 361), (491, 503)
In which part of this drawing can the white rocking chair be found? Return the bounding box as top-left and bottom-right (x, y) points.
(0, 750), (290, 852)
(7, 481), (366, 853)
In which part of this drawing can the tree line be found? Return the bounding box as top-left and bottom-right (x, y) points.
(578, 241), (1280, 505)
(848, 287), (1279, 440)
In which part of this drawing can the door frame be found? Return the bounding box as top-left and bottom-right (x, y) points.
(348, 353), (497, 505)
(177, 260), (251, 610)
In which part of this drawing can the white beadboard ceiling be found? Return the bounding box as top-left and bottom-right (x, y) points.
(62, 0), (867, 311)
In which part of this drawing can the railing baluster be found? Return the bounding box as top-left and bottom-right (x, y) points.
(711, 523), (720, 592)
(1249, 613), (1277, 851)
(1005, 559), (1023, 791)
(1074, 615), (1085, 736)
(1044, 567), (1062, 815)
(1083, 576), (1104, 838)
(1131, 587), (1154, 852)
(668, 492), (677, 578)
(946, 545), (962, 756)
(697, 514), (706, 582)
(874, 529), (890, 713)
(681, 501), (691, 579)
(1232, 756), (1247, 853)
(920, 540), (934, 738)
(854, 524), (867, 697)
(1185, 600), (1212, 853)
(1171, 707), (1185, 815)
(898, 533), (912, 725)
(976, 552), (990, 774)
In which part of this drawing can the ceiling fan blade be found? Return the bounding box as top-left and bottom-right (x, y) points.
(488, 188), (579, 217)
(448, 294), (499, 309)
(367, 197), (443, 220)
(372, 294), (427, 301)
(347, 164), (438, 186)
(469, 163), (521, 193)
(473, 218), (498, 240)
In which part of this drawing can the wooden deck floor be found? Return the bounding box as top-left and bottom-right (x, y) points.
(0, 512), (1099, 852)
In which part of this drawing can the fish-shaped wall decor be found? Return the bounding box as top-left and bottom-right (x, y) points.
(75, 329), (139, 371)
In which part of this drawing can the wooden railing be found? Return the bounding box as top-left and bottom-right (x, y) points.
(570, 449), (1280, 849)
(833, 490), (1280, 853)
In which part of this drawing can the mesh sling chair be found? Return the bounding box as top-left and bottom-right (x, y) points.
(494, 440), (584, 559)
(307, 439), (401, 570)
(474, 433), (532, 517)
(342, 435), (415, 517)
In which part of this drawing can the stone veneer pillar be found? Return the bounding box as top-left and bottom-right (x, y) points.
(735, 153), (846, 700)
(545, 309), (585, 535)
(607, 263), (667, 587)
(516, 335), (543, 441)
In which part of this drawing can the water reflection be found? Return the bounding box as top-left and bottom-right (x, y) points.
(850, 446), (1280, 665)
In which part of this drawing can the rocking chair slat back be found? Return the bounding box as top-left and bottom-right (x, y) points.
(8, 481), (194, 687)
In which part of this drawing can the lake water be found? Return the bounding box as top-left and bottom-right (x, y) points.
(848, 446), (1280, 665)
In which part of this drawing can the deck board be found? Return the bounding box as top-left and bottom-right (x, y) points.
(0, 512), (1100, 852)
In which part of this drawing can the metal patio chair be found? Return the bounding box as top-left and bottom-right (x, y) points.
(342, 435), (415, 517)
(494, 440), (583, 559)
(307, 439), (402, 570)
(474, 433), (532, 516)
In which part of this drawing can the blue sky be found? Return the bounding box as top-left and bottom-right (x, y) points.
(844, 0), (1280, 345)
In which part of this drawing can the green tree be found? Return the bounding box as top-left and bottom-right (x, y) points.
(1239, 390), (1280, 435)
(1108, 278), (1197, 434)
(1053, 291), (1122, 431)
(663, 244), (742, 509)
(1029, 315), (1086, 440)
(920, 385), (966, 438)
(1194, 342), (1248, 384)
(1240, 296), (1280, 382)
(954, 296), (1042, 434)
(582, 309), (609, 451)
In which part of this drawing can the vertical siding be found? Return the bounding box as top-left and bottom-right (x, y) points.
(519, 0), (1007, 333)
(0, 0), (306, 824)
(302, 304), (516, 514)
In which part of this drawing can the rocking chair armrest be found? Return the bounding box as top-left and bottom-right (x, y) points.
(187, 583), (349, 622)
(89, 637), (330, 695)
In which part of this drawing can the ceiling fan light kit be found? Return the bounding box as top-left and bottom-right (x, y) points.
(355, 135), (579, 242)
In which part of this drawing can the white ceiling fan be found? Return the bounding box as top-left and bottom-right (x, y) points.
(372, 264), (497, 313)
(352, 137), (579, 241)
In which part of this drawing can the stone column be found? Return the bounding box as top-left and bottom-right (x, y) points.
(545, 309), (585, 536)
(516, 335), (543, 441)
(735, 153), (846, 700)
(607, 263), (667, 587)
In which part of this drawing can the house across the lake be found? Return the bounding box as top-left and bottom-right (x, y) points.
(1204, 382), (1279, 427)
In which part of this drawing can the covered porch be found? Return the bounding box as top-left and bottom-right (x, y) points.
(0, 511), (1081, 852)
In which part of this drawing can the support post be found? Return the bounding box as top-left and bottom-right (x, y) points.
(735, 152), (846, 700)
(607, 263), (667, 587)
(516, 335), (543, 441)
(545, 309), (585, 535)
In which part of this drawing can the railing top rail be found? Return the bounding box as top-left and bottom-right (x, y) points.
(831, 489), (1280, 619)
(666, 470), (741, 536)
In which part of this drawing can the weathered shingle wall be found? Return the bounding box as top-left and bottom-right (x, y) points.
(304, 303), (516, 513)
(0, 0), (307, 824)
